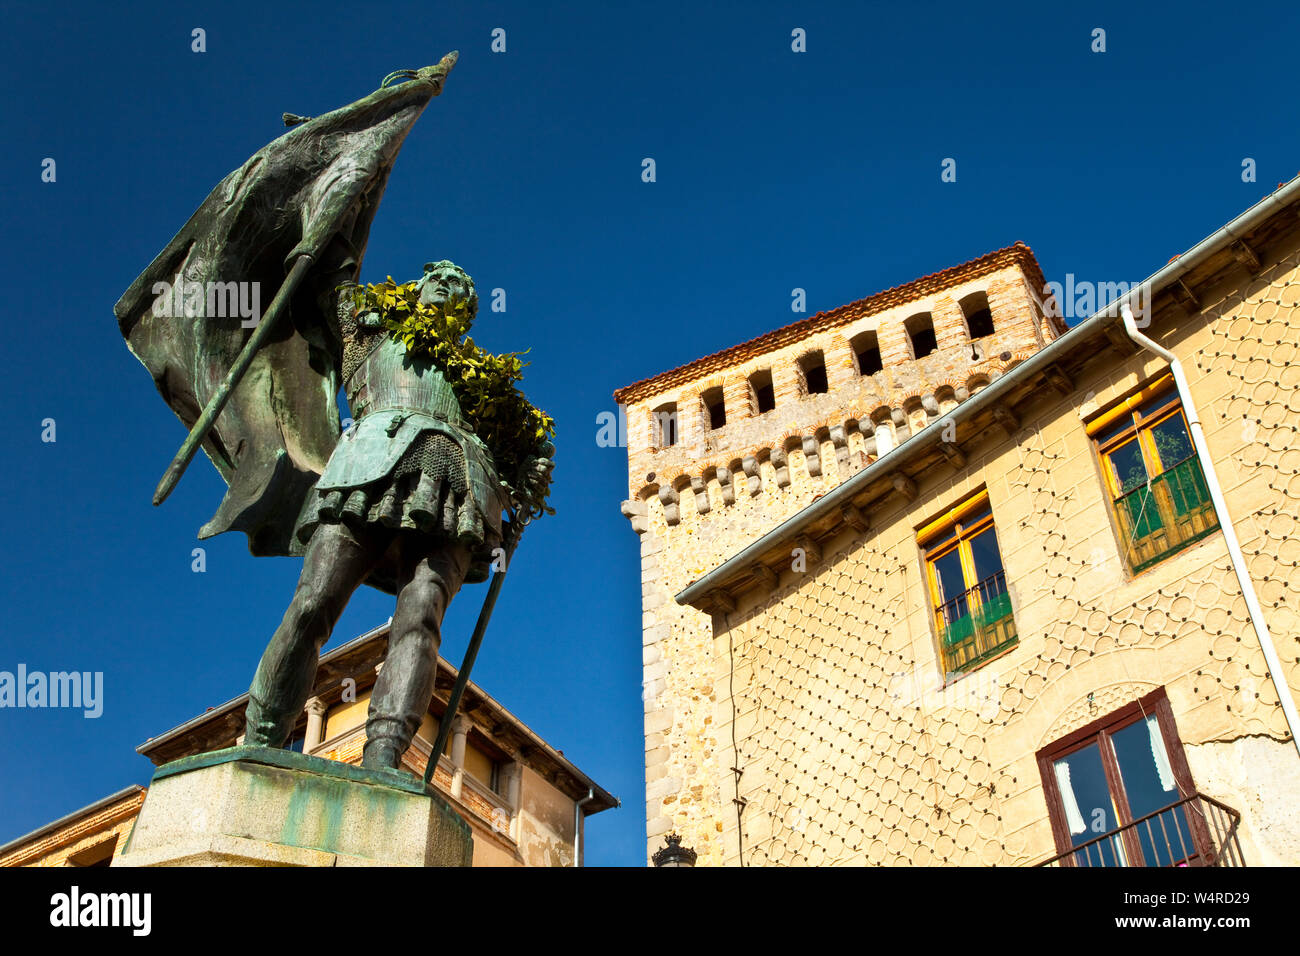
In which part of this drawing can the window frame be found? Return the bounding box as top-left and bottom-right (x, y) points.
(1036, 688), (1210, 867)
(917, 489), (1018, 676)
(652, 402), (678, 449)
(798, 350), (829, 396)
(749, 369), (776, 414)
(1087, 375), (1220, 574)
(701, 387), (726, 431)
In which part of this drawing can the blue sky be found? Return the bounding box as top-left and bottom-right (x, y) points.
(1, 1), (1296, 866)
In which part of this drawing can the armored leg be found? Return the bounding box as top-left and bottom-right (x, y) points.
(244, 521), (384, 748)
(362, 539), (471, 770)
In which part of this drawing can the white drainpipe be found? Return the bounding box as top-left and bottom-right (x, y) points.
(574, 789), (594, 866)
(1120, 302), (1300, 761)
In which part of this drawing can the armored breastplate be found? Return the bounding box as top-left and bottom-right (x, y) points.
(346, 336), (464, 426)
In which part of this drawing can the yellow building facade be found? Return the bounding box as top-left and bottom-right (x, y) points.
(618, 182), (1300, 866)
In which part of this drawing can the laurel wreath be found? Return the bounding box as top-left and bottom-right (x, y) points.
(352, 279), (556, 517)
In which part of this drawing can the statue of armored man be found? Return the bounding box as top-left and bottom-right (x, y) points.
(113, 55), (553, 772)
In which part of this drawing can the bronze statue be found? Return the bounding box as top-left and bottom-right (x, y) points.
(114, 55), (553, 772)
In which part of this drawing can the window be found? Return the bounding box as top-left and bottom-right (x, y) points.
(918, 489), (1017, 674)
(1087, 375), (1219, 574)
(702, 387), (726, 430)
(1037, 690), (1216, 867)
(652, 402), (678, 447)
(960, 291), (995, 338)
(464, 741), (499, 793)
(905, 312), (938, 358)
(799, 351), (828, 395)
(851, 330), (883, 375)
(749, 370), (775, 414)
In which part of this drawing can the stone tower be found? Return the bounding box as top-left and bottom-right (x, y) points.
(613, 243), (1064, 865)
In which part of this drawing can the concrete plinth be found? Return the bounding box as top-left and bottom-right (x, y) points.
(115, 745), (472, 867)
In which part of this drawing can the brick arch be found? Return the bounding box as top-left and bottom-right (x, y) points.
(656, 465), (686, 485)
(965, 372), (991, 394)
(997, 350), (1032, 375)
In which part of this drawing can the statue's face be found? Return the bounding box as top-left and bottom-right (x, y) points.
(418, 264), (474, 312)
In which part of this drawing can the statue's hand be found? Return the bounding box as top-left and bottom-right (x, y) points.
(516, 448), (554, 510)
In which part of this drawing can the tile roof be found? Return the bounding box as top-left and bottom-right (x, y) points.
(612, 242), (1047, 405)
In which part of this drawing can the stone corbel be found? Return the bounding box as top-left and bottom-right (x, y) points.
(620, 498), (648, 534)
(658, 485), (680, 526)
(857, 419), (877, 458)
(690, 476), (711, 515)
(829, 425), (850, 474)
(802, 436), (822, 477)
(770, 447), (791, 488)
(891, 408), (911, 441)
(717, 466), (736, 506)
(742, 456), (762, 496)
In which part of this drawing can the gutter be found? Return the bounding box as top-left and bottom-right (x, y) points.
(677, 174), (1300, 608)
(0, 785), (146, 857)
(1121, 302), (1300, 760)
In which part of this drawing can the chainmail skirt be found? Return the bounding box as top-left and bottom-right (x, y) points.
(296, 432), (498, 585)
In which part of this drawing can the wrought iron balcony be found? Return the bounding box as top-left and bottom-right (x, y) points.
(1114, 455), (1219, 573)
(1037, 793), (1244, 867)
(936, 571), (1017, 673)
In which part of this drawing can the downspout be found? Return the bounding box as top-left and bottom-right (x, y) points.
(1120, 302), (1300, 761)
(574, 789), (594, 866)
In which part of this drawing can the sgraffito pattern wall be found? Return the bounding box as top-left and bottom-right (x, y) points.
(713, 246), (1300, 866)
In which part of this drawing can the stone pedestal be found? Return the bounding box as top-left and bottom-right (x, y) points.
(115, 745), (472, 867)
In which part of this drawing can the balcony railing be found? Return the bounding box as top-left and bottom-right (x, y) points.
(1113, 455), (1219, 573)
(1037, 793), (1243, 867)
(936, 571), (1017, 673)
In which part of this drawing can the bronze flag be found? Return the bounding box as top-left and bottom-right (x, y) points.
(114, 55), (457, 557)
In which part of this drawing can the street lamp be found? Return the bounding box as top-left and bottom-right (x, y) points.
(652, 833), (697, 867)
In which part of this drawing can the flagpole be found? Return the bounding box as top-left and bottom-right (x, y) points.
(151, 253), (314, 506)
(425, 517), (526, 786)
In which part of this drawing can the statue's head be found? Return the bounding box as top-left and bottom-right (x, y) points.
(416, 260), (477, 320)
